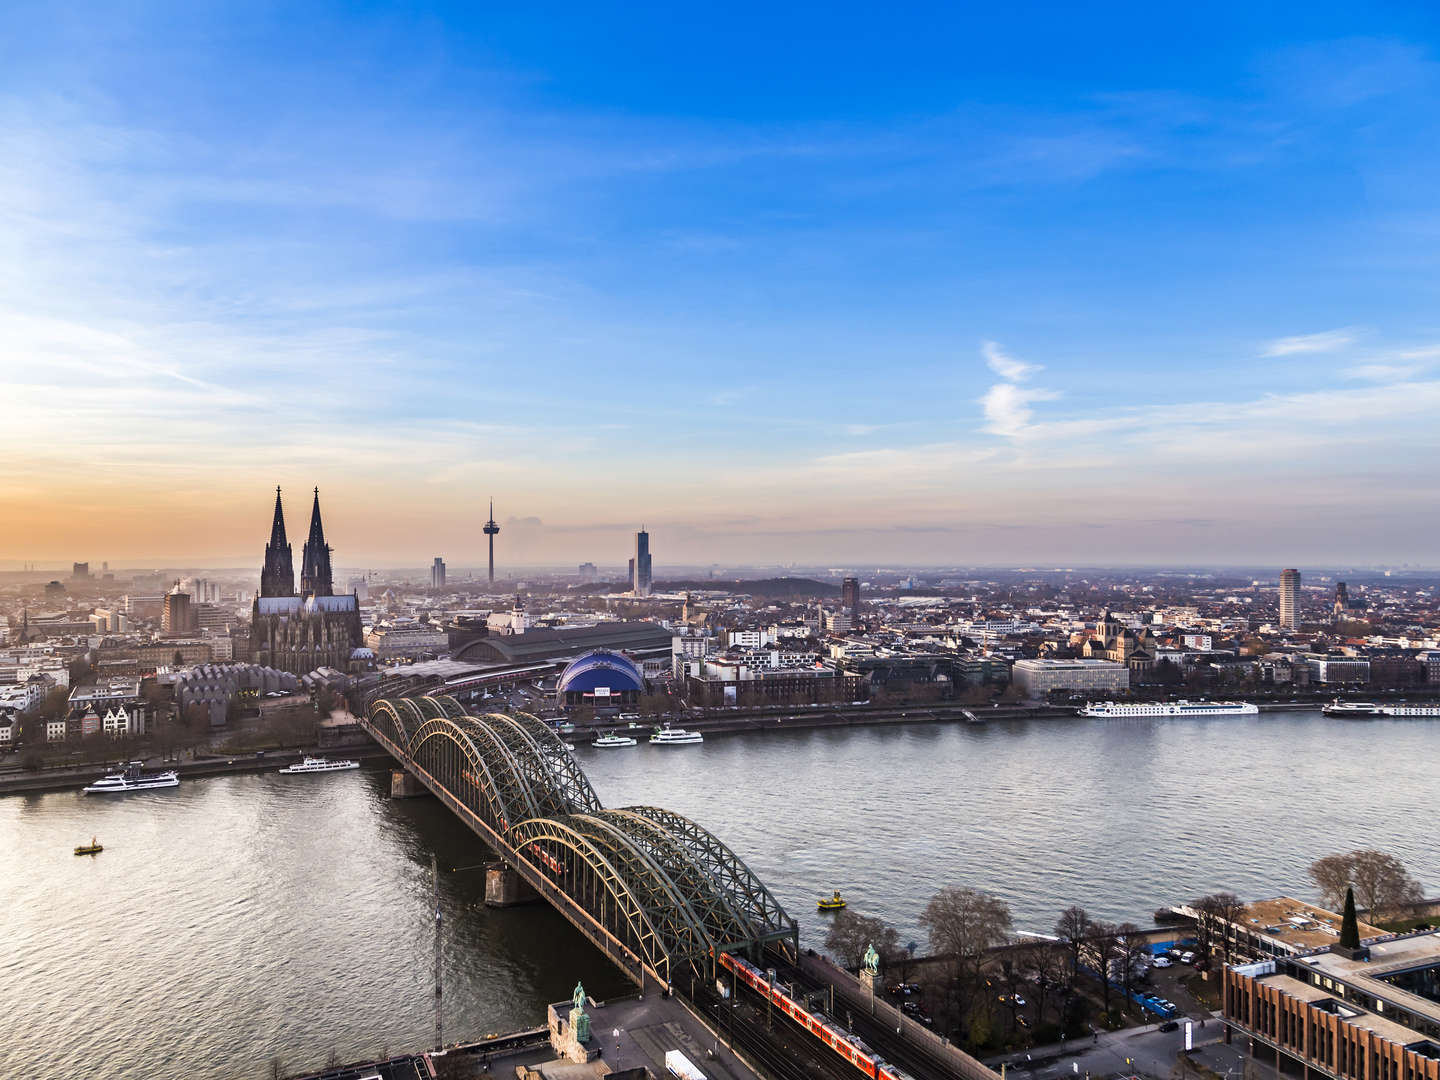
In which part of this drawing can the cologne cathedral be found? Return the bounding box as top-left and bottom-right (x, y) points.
(249, 487), (363, 674)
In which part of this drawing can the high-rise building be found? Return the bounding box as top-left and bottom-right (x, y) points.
(299, 488), (335, 597)
(1279, 568), (1301, 629)
(1333, 581), (1350, 622)
(577, 562), (597, 584)
(72, 562), (90, 580)
(842, 577), (860, 618)
(162, 589), (196, 634)
(483, 498), (500, 584)
(431, 557), (447, 590)
(633, 528), (652, 597)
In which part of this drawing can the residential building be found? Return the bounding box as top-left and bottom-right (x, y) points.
(842, 577), (861, 618)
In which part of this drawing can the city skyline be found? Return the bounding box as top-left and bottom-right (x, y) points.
(6, 4), (1440, 564)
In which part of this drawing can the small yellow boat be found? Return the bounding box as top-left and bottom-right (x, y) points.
(817, 890), (846, 911)
(74, 837), (103, 856)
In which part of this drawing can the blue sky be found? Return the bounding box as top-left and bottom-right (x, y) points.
(4, 1), (1440, 568)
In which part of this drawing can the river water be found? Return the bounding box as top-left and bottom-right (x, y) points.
(2, 710), (1432, 1079)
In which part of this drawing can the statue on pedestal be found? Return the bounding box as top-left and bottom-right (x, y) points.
(570, 981), (591, 1043)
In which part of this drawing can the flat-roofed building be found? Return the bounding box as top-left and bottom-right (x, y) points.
(1011, 657), (1129, 697)
(1179, 896), (1384, 959)
(1225, 930), (1440, 1080)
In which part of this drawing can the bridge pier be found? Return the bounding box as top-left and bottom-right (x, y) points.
(485, 862), (540, 907)
(390, 770), (428, 799)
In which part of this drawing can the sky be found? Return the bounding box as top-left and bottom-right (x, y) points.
(4, 1), (1440, 569)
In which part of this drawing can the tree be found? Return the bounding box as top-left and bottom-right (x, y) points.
(1309, 853), (1355, 912)
(1340, 887), (1360, 950)
(1309, 850), (1424, 921)
(921, 886), (1013, 1042)
(1088, 920), (1119, 1022)
(920, 886), (1013, 963)
(1193, 892), (1245, 968)
(1350, 850), (1424, 920)
(824, 909), (899, 971)
(1114, 922), (1149, 1012)
(1055, 905), (1092, 980)
(1016, 937), (1065, 1024)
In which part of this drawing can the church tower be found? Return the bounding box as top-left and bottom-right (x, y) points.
(261, 487), (296, 597)
(300, 487), (335, 598)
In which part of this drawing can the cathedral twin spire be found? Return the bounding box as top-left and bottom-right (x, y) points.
(300, 487), (335, 598)
(261, 486), (333, 598)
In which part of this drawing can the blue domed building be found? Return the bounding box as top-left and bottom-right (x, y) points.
(556, 650), (646, 710)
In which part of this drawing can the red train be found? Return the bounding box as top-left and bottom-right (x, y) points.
(718, 952), (919, 1080)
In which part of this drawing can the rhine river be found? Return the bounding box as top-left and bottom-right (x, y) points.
(2, 710), (1433, 1079)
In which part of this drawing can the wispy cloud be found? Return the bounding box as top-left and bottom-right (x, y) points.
(1261, 328), (1359, 356)
(979, 341), (1058, 438)
(982, 340), (1040, 381)
(981, 382), (1061, 438)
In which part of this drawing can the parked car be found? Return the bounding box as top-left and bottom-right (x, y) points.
(1159, 1020), (1180, 1033)
(1152, 956), (1173, 968)
(1180, 951), (1197, 964)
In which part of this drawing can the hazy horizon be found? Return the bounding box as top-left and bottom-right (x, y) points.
(6, 4), (1440, 565)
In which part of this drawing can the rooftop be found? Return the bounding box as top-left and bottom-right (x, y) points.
(1235, 896), (1385, 952)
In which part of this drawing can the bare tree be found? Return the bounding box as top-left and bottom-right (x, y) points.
(921, 886), (1013, 1042)
(1114, 922), (1149, 1011)
(1016, 937), (1065, 1024)
(1191, 894), (1220, 965)
(1209, 893), (1247, 967)
(1088, 920), (1119, 1022)
(1309, 853), (1355, 911)
(1055, 905), (1092, 981)
(1309, 850), (1425, 921)
(920, 886), (1014, 963)
(824, 909), (899, 970)
(1350, 850), (1424, 920)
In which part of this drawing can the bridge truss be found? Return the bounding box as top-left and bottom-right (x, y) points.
(364, 696), (797, 989)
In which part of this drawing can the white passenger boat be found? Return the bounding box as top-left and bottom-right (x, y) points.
(83, 762), (180, 794)
(1079, 700), (1258, 718)
(278, 756), (360, 774)
(593, 733), (638, 747)
(1379, 704), (1440, 717)
(1322, 701), (1385, 718)
(649, 726), (704, 745)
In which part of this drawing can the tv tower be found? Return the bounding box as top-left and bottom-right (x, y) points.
(483, 498), (500, 584)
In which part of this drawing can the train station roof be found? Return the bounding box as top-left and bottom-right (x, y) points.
(454, 621), (673, 667)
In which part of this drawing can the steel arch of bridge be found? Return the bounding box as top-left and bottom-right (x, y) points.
(365, 695), (797, 985)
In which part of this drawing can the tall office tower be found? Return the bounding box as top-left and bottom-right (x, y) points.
(1279, 568), (1301, 629)
(261, 487), (296, 597)
(483, 498), (500, 584)
(634, 528), (652, 597)
(162, 588), (195, 633)
(1334, 581), (1350, 622)
(842, 576), (860, 617)
(431, 557), (447, 590)
(628, 558), (635, 589)
(578, 562), (597, 584)
(72, 562), (90, 580)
